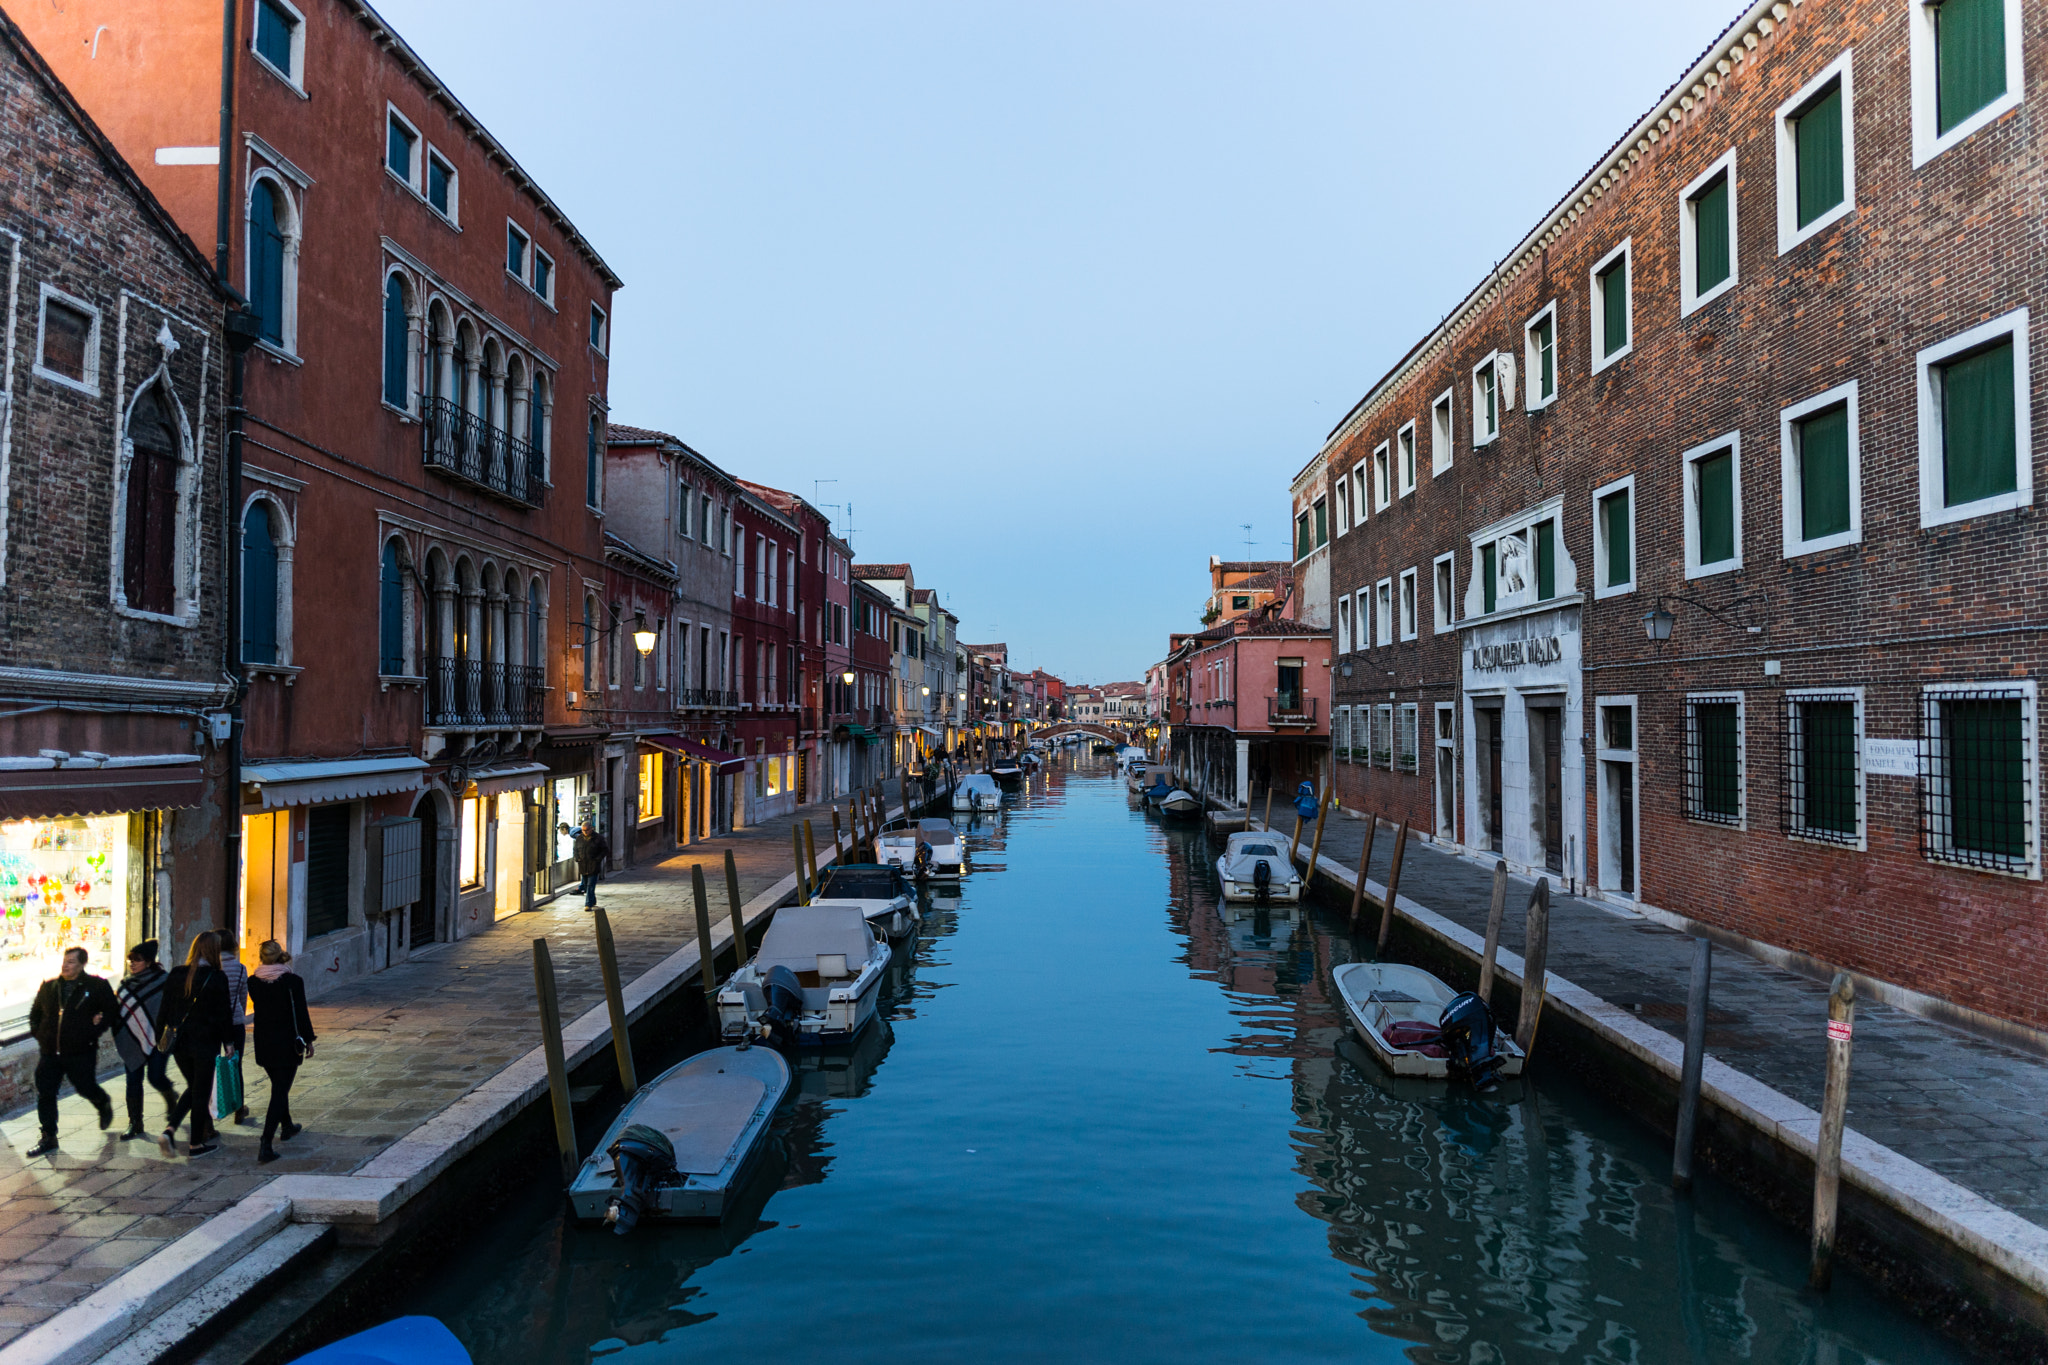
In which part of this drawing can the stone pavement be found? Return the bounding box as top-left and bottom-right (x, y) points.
(1280, 811), (2048, 1233)
(0, 796), (863, 1348)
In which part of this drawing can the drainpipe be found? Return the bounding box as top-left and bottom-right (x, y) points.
(221, 307), (262, 931)
(215, 0), (237, 276)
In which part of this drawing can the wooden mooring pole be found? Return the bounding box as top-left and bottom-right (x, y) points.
(723, 849), (747, 965)
(592, 909), (637, 1098)
(1262, 784), (1275, 833)
(1514, 878), (1551, 1056)
(1673, 936), (1712, 1192)
(1304, 783), (1332, 886)
(691, 864), (718, 1004)
(1348, 813), (1376, 928)
(804, 818), (821, 886)
(1477, 860), (1508, 1005)
(531, 937), (577, 1185)
(792, 825), (811, 904)
(1810, 972), (1857, 1291)
(1375, 821), (1409, 952)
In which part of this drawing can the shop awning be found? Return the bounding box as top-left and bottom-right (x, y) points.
(0, 754), (204, 820)
(469, 762), (550, 797)
(836, 724), (876, 743)
(640, 733), (745, 774)
(242, 756), (428, 810)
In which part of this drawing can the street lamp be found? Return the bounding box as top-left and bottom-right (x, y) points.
(1641, 605), (1675, 642)
(842, 670), (856, 685)
(632, 612), (657, 657)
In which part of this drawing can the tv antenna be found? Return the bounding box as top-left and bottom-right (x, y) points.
(1240, 523), (1255, 551)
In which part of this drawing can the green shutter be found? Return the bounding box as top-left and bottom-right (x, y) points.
(1697, 703), (1740, 818)
(1534, 520), (1556, 600)
(1798, 404), (1852, 540)
(1603, 490), (1631, 586)
(1803, 701), (1858, 834)
(1696, 449), (1735, 564)
(1482, 543), (1497, 615)
(1537, 316), (1555, 397)
(1947, 697), (2024, 857)
(1314, 500), (1328, 546)
(1937, 0), (2007, 135)
(1600, 257), (1628, 356)
(1693, 173), (1731, 295)
(1795, 82), (1845, 227)
(1296, 513), (1311, 559)
(1942, 339), (2016, 507)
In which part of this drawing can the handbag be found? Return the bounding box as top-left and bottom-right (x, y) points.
(214, 1048), (243, 1116)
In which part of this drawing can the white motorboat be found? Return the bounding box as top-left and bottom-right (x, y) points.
(1215, 831), (1303, 903)
(988, 756), (1025, 784)
(954, 772), (1002, 813)
(811, 862), (920, 939)
(879, 817), (967, 881)
(1331, 960), (1525, 1088)
(1159, 788), (1202, 817)
(718, 904), (891, 1047)
(568, 1044), (790, 1232)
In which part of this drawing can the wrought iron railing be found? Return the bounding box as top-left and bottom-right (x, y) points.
(1268, 696), (1318, 726)
(679, 688), (737, 709)
(428, 657), (544, 727)
(422, 397), (545, 508)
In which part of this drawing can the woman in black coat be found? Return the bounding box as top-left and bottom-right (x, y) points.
(245, 939), (315, 1163)
(156, 931), (232, 1156)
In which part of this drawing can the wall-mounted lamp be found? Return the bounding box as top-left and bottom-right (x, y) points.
(1641, 605), (1675, 642)
(632, 612), (657, 657)
(842, 670), (856, 686)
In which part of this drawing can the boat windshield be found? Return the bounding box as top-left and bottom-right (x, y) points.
(1236, 844), (1279, 857)
(818, 868), (904, 900)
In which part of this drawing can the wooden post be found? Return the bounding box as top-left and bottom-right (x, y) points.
(691, 864), (718, 1003)
(804, 818), (821, 886)
(1348, 813), (1377, 927)
(1261, 784), (1275, 833)
(531, 938), (578, 1185)
(830, 805), (843, 861)
(1304, 783), (1332, 889)
(1810, 972), (1857, 1291)
(1514, 878), (1551, 1055)
(1673, 937), (1712, 1192)
(1375, 821), (1410, 952)
(592, 909), (637, 1098)
(791, 825), (810, 904)
(1288, 810), (1303, 866)
(1477, 860), (1509, 1004)
(723, 849), (747, 965)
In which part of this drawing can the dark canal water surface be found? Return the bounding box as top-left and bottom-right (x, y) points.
(408, 763), (1967, 1364)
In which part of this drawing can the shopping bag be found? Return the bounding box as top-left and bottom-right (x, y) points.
(215, 1051), (243, 1116)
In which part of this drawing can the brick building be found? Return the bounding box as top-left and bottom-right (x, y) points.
(0, 13), (229, 1085)
(1203, 557), (1292, 626)
(739, 480), (843, 802)
(1316, 0), (2046, 1031)
(730, 488), (801, 823)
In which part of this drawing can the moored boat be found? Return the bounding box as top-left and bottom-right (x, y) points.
(1331, 961), (1524, 1090)
(988, 755), (1025, 784)
(812, 862), (920, 939)
(290, 1318), (471, 1365)
(1159, 788), (1202, 817)
(718, 904), (891, 1047)
(879, 817), (967, 880)
(568, 1044), (790, 1231)
(954, 772), (1002, 812)
(1214, 831), (1302, 902)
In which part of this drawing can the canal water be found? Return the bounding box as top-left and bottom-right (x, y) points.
(406, 762), (1968, 1364)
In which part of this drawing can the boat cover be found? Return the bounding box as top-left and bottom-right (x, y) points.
(629, 1071), (769, 1174)
(818, 866), (905, 900)
(289, 1317), (471, 1365)
(917, 818), (959, 842)
(756, 905), (875, 974)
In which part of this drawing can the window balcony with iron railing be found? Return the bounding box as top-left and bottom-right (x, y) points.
(422, 397), (545, 508)
(1268, 695), (1318, 728)
(427, 656), (545, 728)
(679, 688), (738, 709)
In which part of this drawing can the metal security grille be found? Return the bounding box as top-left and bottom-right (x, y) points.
(1374, 705), (1394, 769)
(1333, 707), (1352, 763)
(1397, 704), (1419, 773)
(1921, 689), (2032, 870)
(1783, 693), (1860, 843)
(1685, 696), (1742, 825)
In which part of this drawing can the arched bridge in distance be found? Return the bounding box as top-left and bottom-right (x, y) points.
(1034, 722), (1136, 747)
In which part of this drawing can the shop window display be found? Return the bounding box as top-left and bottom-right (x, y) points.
(0, 817), (128, 1023)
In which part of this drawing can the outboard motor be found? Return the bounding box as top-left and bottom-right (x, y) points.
(1438, 992), (1506, 1093)
(1251, 857), (1273, 900)
(914, 840), (933, 879)
(605, 1122), (677, 1235)
(758, 963), (806, 1052)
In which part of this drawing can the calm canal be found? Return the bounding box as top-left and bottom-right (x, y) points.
(406, 761), (1967, 1364)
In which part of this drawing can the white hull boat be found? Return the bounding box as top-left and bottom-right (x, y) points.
(719, 904), (891, 1047)
(568, 1045), (790, 1231)
(811, 863), (920, 940)
(988, 759), (1025, 785)
(954, 773), (1003, 813)
(1159, 789), (1202, 817)
(879, 818), (967, 881)
(1331, 961), (1525, 1087)
(1215, 832), (1303, 903)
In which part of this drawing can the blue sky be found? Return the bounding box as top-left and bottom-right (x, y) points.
(377, 0), (1743, 683)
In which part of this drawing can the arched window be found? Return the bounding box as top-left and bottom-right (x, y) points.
(250, 181), (288, 346)
(124, 385), (181, 615)
(526, 580), (542, 672)
(528, 372), (549, 460)
(382, 274), (409, 408)
(380, 540), (407, 675)
(581, 594), (595, 690)
(243, 504), (279, 665)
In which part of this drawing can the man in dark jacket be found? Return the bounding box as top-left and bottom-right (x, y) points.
(572, 821), (606, 910)
(27, 947), (119, 1157)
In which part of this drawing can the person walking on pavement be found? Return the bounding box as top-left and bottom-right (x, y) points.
(574, 820), (606, 910)
(217, 927), (252, 1126)
(246, 940), (315, 1164)
(157, 931), (232, 1157)
(114, 941), (178, 1141)
(25, 947), (119, 1158)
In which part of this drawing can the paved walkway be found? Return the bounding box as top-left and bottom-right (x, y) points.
(1281, 812), (2048, 1233)
(0, 797), (869, 1348)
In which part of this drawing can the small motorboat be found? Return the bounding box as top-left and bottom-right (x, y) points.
(812, 862), (920, 939)
(568, 1044), (790, 1232)
(954, 772), (1002, 812)
(1091, 743), (1116, 755)
(718, 904), (891, 1047)
(1159, 788), (1202, 817)
(1215, 831), (1302, 903)
(879, 817), (966, 881)
(1018, 750), (1042, 772)
(1139, 767), (1177, 806)
(290, 1318), (471, 1365)
(988, 756), (1025, 784)
(1331, 961), (1525, 1090)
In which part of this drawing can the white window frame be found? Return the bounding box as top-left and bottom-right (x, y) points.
(530, 246), (556, 307)
(1351, 466), (1369, 524)
(1433, 701), (1457, 839)
(1396, 422), (1418, 497)
(590, 303), (609, 355)
(1915, 307), (2031, 529)
(1685, 691), (1747, 829)
(1780, 380), (1862, 556)
(1776, 50), (1857, 254)
(1353, 588), (1369, 652)
(1909, 0), (2025, 168)
(1921, 679), (2040, 878)
(1589, 238), (1633, 373)
(1524, 300), (1559, 410)
(506, 220), (530, 286)
(384, 104), (422, 193)
(1335, 475), (1351, 535)
(1682, 432), (1743, 580)
(1375, 704), (1395, 770)
(1678, 148), (1740, 316)
(1430, 388), (1454, 476)
(1375, 578), (1393, 647)
(249, 0), (307, 94)
(1591, 474), (1637, 600)
(1336, 594), (1352, 654)
(1372, 442), (1391, 511)
(1786, 686), (1867, 850)
(1432, 551), (1456, 633)
(1595, 694), (1640, 896)
(1398, 567), (1418, 641)
(423, 146), (459, 226)
(32, 284), (102, 396)
(1471, 355), (1501, 446)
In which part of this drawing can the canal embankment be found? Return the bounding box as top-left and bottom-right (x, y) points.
(1264, 805), (2048, 1362)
